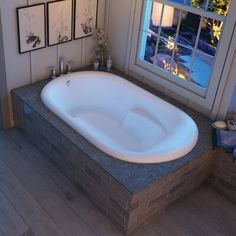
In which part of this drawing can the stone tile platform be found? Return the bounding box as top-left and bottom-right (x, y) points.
(208, 149), (236, 203)
(12, 70), (213, 234)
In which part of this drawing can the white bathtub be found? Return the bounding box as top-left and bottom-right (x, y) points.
(41, 71), (198, 164)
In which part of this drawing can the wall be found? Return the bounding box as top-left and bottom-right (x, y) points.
(107, 0), (134, 72)
(227, 85), (236, 119)
(213, 23), (236, 120)
(107, 0), (236, 119)
(0, 0), (106, 126)
(0, 10), (10, 129)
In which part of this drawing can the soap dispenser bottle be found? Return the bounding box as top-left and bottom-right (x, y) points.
(107, 56), (112, 71)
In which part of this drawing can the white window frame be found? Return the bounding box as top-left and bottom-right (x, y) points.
(129, 0), (236, 111)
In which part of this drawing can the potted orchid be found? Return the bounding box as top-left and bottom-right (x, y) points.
(93, 28), (109, 68)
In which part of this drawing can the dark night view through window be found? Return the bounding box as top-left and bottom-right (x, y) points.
(139, 0), (231, 89)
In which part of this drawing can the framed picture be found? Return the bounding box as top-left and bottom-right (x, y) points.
(47, 0), (73, 46)
(74, 0), (98, 39)
(17, 3), (46, 54)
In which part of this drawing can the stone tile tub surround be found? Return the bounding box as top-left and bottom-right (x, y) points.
(208, 149), (236, 203)
(12, 70), (213, 234)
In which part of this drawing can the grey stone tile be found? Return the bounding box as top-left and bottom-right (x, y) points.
(12, 68), (215, 234)
(12, 70), (213, 194)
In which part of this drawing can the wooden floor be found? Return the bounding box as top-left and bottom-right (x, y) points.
(0, 129), (236, 236)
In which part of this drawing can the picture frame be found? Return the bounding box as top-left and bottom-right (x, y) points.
(17, 3), (46, 54)
(74, 0), (98, 40)
(47, 0), (73, 46)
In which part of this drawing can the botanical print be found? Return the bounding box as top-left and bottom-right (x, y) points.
(17, 4), (45, 53)
(48, 0), (72, 46)
(74, 0), (97, 39)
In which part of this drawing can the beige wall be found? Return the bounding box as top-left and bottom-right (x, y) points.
(227, 85), (236, 119)
(107, 0), (134, 72)
(0, 9), (10, 129)
(216, 45), (236, 120)
(226, 48), (236, 120)
(0, 0), (105, 126)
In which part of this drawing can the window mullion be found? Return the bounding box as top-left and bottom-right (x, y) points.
(187, 16), (204, 81)
(170, 10), (183, 73)
(204, 0), (210, 10)
(142, 29), (158, 37)
(154, 3), (166, 56)
(139, 0), (153, 60)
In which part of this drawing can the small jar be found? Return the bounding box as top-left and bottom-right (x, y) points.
(93, 60), (99, 71)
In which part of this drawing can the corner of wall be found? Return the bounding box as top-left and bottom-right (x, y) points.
(0, 6), (11, 129)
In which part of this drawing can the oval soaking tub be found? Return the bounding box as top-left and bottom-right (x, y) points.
(41, 71), (198, 164)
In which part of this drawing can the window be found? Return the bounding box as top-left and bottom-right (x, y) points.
(130, 0), (235, 110)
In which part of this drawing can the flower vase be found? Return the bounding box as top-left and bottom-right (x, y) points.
(100, 55), (106, 70)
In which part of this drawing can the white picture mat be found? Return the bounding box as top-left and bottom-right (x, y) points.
(48, 0), (72, 45)
(18, 5), (45, 53)
(75, 0), (97, 39)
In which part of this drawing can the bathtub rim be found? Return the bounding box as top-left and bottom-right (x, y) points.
(41, 71), (199, 164)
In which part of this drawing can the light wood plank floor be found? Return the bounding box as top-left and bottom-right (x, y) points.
(0, 129), (236, 236)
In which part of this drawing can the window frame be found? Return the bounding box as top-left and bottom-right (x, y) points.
(129, 0), (236, 111)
